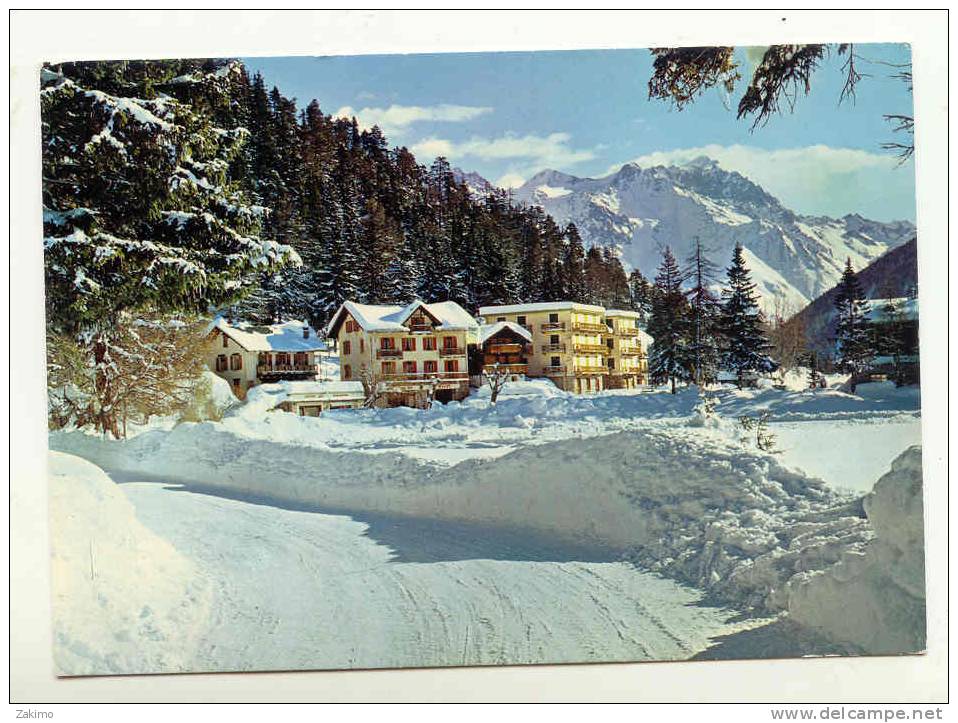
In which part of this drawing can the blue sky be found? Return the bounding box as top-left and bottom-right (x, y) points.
(244, 44), (916, 222)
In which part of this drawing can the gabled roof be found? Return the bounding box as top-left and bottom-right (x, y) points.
(478, 321), (533, 346)
(326, 299), (479, 337)
(478, 301), (606, 316)
(210, 317), (326, 353)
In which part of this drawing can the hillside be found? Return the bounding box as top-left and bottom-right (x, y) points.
(793, 237), (918, 355)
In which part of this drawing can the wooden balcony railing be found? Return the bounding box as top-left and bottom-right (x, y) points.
(574, 343), (610, 354)
(376, 348), (403, 359)
(408, 323), (433, 332)
(619, 348), (644, 356)
(482, 363), (528, 376)
(439, 346), (464, 357)
(540, 343), (566, 353)
(616, 327), (639, 337)
(542, 365), (566, 375)
(541, 321), (565, 331)
(379, 372), (468, 382)
(575, 364), (608, 374)
(572, 321), (608, 333)
(257, 363), (318, 375)
(486, 342), (529, 355)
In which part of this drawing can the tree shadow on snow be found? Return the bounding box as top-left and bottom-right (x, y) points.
(117, 474), (621, 565)
(693, 618), (860, 661)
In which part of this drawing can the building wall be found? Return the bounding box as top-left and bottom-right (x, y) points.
(482, 306), (608, 393)
(606, 313), (647, 386)
(207, 330), (259, 395)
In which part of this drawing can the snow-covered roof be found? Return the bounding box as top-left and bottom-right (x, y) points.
(637, 328), (654, 348)
(210, 317), (326, 353)
(326, 299), (479, 336)
(605, 308), (641, 318)
(277, 380), (365, 397)
(478, 301), (605, 316)
(863, 297), (919, 323)
(478, 321), (533, 346)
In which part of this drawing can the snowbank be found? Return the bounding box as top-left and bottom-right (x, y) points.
(50, 420), (868, 615)
(49, 451), (211, 675)
(785, 446), (925, 654)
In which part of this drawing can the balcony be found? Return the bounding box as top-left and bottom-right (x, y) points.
(542, 365), (566, 375)
(482, 363), (528, 376)
(439, 346), (465, 357)
(572, 321), (608, 333)
(540, 343), (567, 353)
(573, 343), (610, 355)
(257, 363), (318, 377)
(619, 348), (644, 356)
(575, 364), (608, 374)
(379, 372), (468, 383)
(486, 342), (530, 355)
(540, 321), (565, 332)
(407, 323), (433, 332)
(376, 348), (403, 359)
(616, 327), (639, 337)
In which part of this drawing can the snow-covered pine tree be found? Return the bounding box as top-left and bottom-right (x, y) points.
(628, 269), (653, 322)
(683, 238), (722, 385)
(647, 246), (690, 394)
(719, 243), (775, 387)
(42, 60), (300, 436)
(878, 297), (909, 387)
(832, 257), (872, 392)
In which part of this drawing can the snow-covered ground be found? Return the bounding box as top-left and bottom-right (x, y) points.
(47, 375), (923, 674)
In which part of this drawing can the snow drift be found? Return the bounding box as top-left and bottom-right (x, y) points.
(49, 451), (211, 675)
(785, 446), (926, 654)
(50, 419), (870, 616)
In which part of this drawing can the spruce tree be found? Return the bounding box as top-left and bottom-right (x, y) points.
(562, 223), (587, 302)
(719, 244), (774, 387)
(647, 246), (689, 394)
(832, 258), (872, 392)
(684, 238), (722, 385)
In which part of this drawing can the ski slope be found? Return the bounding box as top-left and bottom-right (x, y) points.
(116, 476), (760, 672)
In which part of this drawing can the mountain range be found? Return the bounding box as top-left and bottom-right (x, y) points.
(458, 159), (916, 313)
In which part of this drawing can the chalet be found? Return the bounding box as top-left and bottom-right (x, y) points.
(604, 309), (650, 388)
(862, 297), (920, 384)
(478, 302), (611, 393)
(471, 322), (534, 383)
(325, 299), (480, 407)
(207, 317), (326, 396)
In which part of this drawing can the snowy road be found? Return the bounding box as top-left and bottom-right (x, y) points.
(118, 477), (753, 672)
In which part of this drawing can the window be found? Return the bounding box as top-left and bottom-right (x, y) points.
(551, 356), (560, 368)
(230, 353), (242, 371)
(422, 337), (437, 351)
(402, 360), (417, 374)
(442, 336), (457, 349)
(517, 315), (526, 326)
(275, 352), (290, 366)
(401, 337), (416, 352)
(294, 352), (308, 366)
(216, 354), (227, 372)
(443, 359), (459, 373)
(496, 317), (506, 322)
(550, 334), (559, 345)
(608, 358), (615, 370)
(381, 337), (395, 350)
(381, 361), (396, 375)
(424, 360), (438, 374)
(342, 340), (351, 355)
(232, 378), (241, 388)
(549, 313), (559, 323)
(222, 334), (229, 348)
(342, 364), (352, 380)
(360, 338), (365, 353)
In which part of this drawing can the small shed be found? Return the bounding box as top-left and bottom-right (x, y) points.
(275, 381), (366, 417)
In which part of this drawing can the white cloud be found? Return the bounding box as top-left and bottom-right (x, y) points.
(411, 131), (595, 181)
(494, 172), (528, 189)
(608, 144), (913, 220)
(334, 103), (492, 137)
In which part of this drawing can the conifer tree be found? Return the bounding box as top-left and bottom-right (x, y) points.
(832, 258), (873, 391)
(684, 238), (722, 385)
(719, 244), (775, 387)
(647, 246), (690, 394)
(562, 223), (587, 302)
